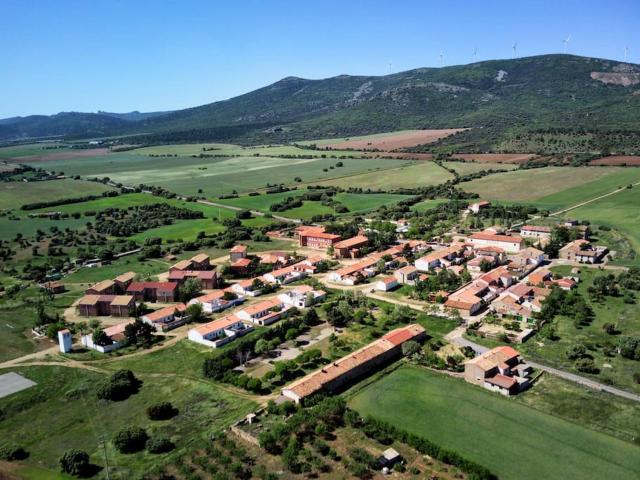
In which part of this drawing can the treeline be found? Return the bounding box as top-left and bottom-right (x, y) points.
(94, 203), (203, 237)
(20, 190), (122, 211)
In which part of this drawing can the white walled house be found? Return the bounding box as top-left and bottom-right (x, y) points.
(231, 278), (265, 297)
(81, 321), (131, 353)
(236, 298), (292, 326)
(188, 290), (244, 314)
(278, 285), (326, 308)
(187, 315), (253, 348)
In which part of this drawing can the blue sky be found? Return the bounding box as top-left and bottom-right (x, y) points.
(1, 0), (638, 118)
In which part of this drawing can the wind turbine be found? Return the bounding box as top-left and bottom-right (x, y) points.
(388, 62), (392, 74)
(439, 50), (444, 67)
(563, 35), (571, 54)
(624, 45), (630, 62)
(473, 47), (478, 62)
(512, 41), (518, 58)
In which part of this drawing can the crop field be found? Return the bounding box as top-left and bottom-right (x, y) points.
(26, 152), (404, 196)
(0, 179), (115, 210)
(131, 143), (366, 158)
(450, 153), (537, 164)
(462, 166), (640, 208)
(348, 366), (640, 480)
(442, 161), (518, 175)
(299, 129), (466, 150)
(563, 187), (640, 266)
(313, 161), (454, 190)
(590, 155), (640, 166)
(0, 142), (70, 159)
(0, 216), (89, 241)
(0, 365), (256, 478)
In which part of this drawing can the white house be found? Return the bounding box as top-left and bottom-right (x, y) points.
(394, 265), (419, 285)
(81, 321), (132, 353)
(236, 298), (292, 326)
(278, 285), (326, 308)
(142, 303), (188, 331)
(263, 265), (306, 285)
(187, 314), (253, 348)
(375, 276), (399, 291)
(468, 231), (524, 254)
(231, 278), (265, 297)
(188, 290), (244, 314)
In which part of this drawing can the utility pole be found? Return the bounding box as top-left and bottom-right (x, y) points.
(100, 437), (111, 480)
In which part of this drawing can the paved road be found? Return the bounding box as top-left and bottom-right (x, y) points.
(445, 327), (640, 403)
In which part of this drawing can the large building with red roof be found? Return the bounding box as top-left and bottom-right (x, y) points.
(282, 324), (426, 403)
(464, 346), (532, 396)
(297, 226), (341, 250)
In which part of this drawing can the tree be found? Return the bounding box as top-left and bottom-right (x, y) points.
(147, 437), (175, 454)
(402, 340), (421, 357)
(566, 343), (587, 360)
(59, 449), (90, 476)
(0, 444), (28, 461)
(113, 426), (149, 454)
(96, 369), (141, 401)
(92, 327), (112, 347)
(254, 338), (270, 355)
(124, 318), (155, 347)
(179, 277), (202, 302)
(303, 307), (319, 326)
(147, 402), (178, 420)
(618, 336), (640, 360)
(185, 303), (203, 323)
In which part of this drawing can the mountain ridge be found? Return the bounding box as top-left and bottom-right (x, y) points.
(1, 54), (639, 143)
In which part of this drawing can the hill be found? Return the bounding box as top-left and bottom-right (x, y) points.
(1, 54), (639, 145)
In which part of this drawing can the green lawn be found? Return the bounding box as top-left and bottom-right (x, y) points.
(314, 161), (454, 190)
(0, 179), (115, 210)
(348, 366), (640, 480)
(0, 365), (256, 478)
(515, 266), (640, 393)
(560, 186), (640, 266)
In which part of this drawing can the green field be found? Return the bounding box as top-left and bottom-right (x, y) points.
(0, 179), (115, 210)
(560, 187), (640, 266)
(0, 142), (70, 159)
(462, 166), (640, 210)
(411, 198), (448, 212)
(334, 192), (412, 212)
(442, 161), (518, 175)
(128, 218), (227, 242)
(20, 152), (404, 196)
(348, 366), (640, 480)
(0, 216), (89, 242)
(0, 365), (256, 478)
(131, 142), (365, 158)
(314, 161), (454, 189)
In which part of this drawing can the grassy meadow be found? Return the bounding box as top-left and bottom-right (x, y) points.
(0, 365), (256, 478)
(462, 166), (640, 209)
(0, 179), (115, 210)
(313, 161), (454, 189)
(560, 186), (640, 266)
(348, 366), (640, 480)
(442, 161), (518, 175)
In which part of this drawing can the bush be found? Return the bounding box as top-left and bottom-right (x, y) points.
(147, 437), (175, 454)
(147, 402), (178, 420)
(565, 343), (587, 360)
(0, 443), (28, 461)
(113, 426), (149, 453)
(96, 370), (141, 401)
(575, 358), (599, 374)
(59, 449), (90, 476)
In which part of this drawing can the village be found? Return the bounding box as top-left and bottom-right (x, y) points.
(50, 198), (612, 400)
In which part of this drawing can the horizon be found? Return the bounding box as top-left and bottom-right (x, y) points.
(1, 0), (639, 118)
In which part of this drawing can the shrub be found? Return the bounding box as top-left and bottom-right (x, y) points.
(565, 343), (587, 360)
(96, 369), (141, 401)
(59, 449), (90, 476)
(147, 437), (175, 454)
(147, 402), (178, 420)
(0, 443), (28, 461)
(575, 358), (599, 374)
(113, 426), (149, 454)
